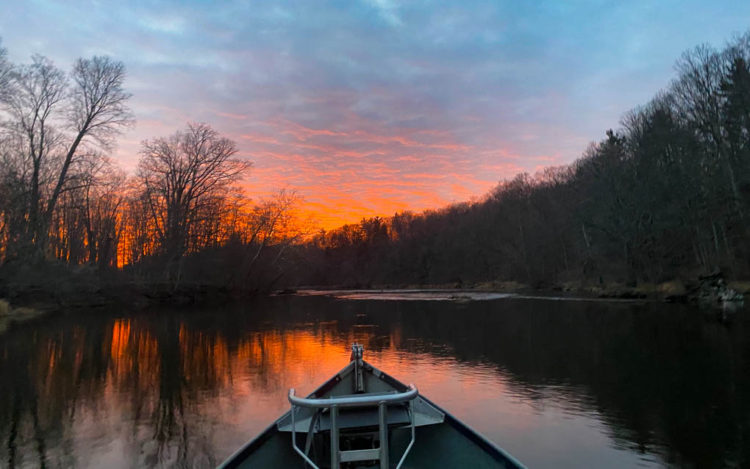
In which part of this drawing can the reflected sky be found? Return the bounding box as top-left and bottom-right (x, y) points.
(0, 296), (747, 468)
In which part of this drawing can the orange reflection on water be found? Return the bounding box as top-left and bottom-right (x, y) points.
(110, 319), (130, 363)
(106, 318), (161, 391)
(33, 317), (504, 418)
(179, 325), (231, 388)
(18, 315), (531, 468)
(5, 297), (723, 469)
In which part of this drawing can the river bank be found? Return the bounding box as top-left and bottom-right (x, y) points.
(0, 298), (50, 334)
(2, 258), (747, 317)
(0, 260), (270, 316)
(297, 277), (750, 305)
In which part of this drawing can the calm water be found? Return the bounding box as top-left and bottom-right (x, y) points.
(0, 293), (748, 468)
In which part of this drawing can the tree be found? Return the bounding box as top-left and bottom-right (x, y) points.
(671, 43), (746, 218)
(0, 38), (10, 99)
(220, 189), (306, 290)
(0, 51), (132, 260)
(136, 122), (251, 281)
(720, 56), (750, 178)
(81, 158), (127, 269)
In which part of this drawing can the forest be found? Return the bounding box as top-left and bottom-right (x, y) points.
(290, 33), (750, 291)
(1, 32), (750, 299)
(0, 39), (305, 298)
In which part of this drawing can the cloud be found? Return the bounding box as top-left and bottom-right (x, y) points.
(364, 0), (403, 27)
(2, 0), (749, 229)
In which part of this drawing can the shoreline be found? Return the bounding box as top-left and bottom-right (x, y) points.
(293, 278), (750, 304)
(0, 298), (51, 334)
(1, 276), (747, 325)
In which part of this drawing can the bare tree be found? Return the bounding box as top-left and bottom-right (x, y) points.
(79, 156), (126, 269)
(248, 190), (303, 260)
(671, 44), (744, 217)
(0, 131), (26, 261)
(0, 38), (10, 100)
(136, 122), (251, 281)
(121, 182), (158, 270)
(2, 55), (67, 256)
(47, 57), (132, 223)
(0, 51), (132, 260)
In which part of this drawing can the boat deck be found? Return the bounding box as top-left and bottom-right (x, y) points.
(219, 345), (525, 468)
(227, 419), (518, 468)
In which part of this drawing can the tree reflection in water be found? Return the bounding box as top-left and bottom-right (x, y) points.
(0, 295), (747, 468)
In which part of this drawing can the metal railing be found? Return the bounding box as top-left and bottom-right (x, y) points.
(288, 385), (418, 469)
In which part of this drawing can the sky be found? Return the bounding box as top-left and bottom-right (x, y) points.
(2, 0), (750, 229)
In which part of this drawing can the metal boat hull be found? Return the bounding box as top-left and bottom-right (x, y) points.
(219, 357), (524, 468)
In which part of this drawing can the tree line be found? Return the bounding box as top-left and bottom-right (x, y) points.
(290, 33), (750, 289)
(0, 39), (303, 293)
(3, 32), (749, 294)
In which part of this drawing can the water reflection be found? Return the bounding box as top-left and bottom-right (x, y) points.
(0, 296), (747, 468)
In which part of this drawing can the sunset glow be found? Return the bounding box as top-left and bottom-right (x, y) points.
(2, 4), (749, 466)
(3, 1), (750, 229)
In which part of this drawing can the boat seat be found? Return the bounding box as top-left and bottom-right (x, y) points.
(318, 406), (410, 431)
(277, 393), (444, 433)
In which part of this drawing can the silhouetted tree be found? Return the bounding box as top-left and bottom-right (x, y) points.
(292, 32), (750, 288)
(136, 122), (251, 283)
(0, 52), (132, 260)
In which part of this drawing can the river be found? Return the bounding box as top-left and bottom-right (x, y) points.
(0, 292), (747, 468)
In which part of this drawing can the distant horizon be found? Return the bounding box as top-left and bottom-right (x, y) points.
(2, 0), (749, 229)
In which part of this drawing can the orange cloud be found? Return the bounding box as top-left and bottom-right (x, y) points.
(115, 109), (553, 231)
(225, 116), (548, 229)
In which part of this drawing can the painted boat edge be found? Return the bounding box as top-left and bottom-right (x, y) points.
(217, 359), (526, 468)
(217, 362), (355, 469)
(366, 362), (525, 468)
(419, 393), (526, 469)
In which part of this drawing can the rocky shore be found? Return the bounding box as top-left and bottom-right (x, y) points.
(311, 274), (748, 307)
(0, 298), (49, 334)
